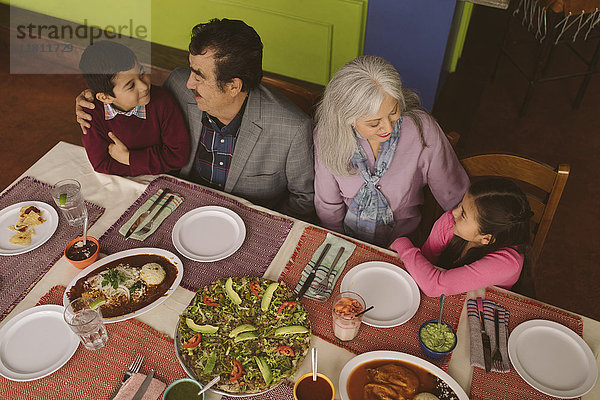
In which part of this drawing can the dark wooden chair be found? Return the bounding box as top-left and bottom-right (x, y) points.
(460, 153), (570, 294)
(261, 75), (322, 117)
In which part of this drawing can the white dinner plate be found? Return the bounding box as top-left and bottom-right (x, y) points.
(0, 305), (79, 381)
(340, 261), (420, 327)
(338, 350), (469, 400)
(0, 201), (59, 256)
(63, 248), (183, 323)
(508, 319), (598, 398)
(171, 206), (246, 262)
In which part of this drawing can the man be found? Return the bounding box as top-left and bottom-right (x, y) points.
(76, 19), (315, 220)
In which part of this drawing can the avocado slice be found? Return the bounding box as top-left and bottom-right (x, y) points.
(229, 324), (257, 338)
(186, 317), (219, 334)
(254, 356), (273, 385)
(233, 332), (259, 343)
(274, 325), (310, 336)
(225, 277), (242, 305)
(204, 351), (217, 374)
(260, 282), (279, 312)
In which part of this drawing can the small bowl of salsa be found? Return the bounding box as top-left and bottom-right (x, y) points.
(64, 236), (99, 269)
(163, 378), (204, 400)
(293, 372), (334, 400)
(418, 320), (457, 359)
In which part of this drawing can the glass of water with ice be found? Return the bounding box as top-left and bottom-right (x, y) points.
(63, 297), (108, 350)
(51, 179), (88, 226)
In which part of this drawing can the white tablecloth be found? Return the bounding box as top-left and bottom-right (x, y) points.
(2, 142), (598, 399)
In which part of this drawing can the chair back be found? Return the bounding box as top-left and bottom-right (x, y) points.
(261, 75), (322, 117)
(459, 153), (570, 275)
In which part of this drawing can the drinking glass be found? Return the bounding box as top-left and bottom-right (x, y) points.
(51, 179), (87, 226)
(332, 291), (366, 341)
(63, 297), (108, 350)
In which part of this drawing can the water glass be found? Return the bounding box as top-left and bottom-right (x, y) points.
(332, 291), (366, 341)
(51, 179), (88, 226)
(63, 297), (108, 350)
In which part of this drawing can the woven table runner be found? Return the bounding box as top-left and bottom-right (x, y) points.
(0, 177), (104, 322)
(99, 176), (294, 291)
(0, 285), (187, 400)
(470, 287), (584, 400)
(279, 226), (466, 370)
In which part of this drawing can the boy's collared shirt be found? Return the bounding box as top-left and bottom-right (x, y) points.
(104, 103), (147, 120)
(191, 98), (247, 190)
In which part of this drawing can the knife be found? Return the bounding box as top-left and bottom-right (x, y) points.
(296, 243), (331, 299)
(124, 188), (170, 239)
(131, 369), (154, 400)
(477, 297), (492, 373)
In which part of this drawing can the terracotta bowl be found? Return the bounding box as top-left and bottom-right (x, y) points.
(64, 236), (99, 269)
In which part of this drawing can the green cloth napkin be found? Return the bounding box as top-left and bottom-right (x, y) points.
(294, 233), (356, 301)
(119, 189), (184, 241)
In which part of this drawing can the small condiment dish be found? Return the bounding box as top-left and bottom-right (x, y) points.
(294, 372), (335, 400)
(163, 378), (204, 400)
(64, 236), (99, 269)
(418, 319), (457, 359)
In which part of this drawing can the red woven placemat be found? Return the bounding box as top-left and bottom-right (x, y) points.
(0, 285), (187, 400)
(279, 226), (466, 370)
(0, 177), (104, 322)
(470, 287), (584, 400)
(222, 380), (294, 400)
(99, 176), (294, 291)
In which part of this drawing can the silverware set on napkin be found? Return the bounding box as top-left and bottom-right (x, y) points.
(477, 297), (492, 373)
(108, 354), (155, 400)
(125, 188), (180, 240)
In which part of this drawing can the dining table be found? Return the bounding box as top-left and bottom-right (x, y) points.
(0, 141), (598, 400)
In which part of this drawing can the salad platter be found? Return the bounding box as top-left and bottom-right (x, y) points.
(175, 277), (311, 397)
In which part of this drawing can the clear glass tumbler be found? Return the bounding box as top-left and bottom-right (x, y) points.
(63, 297), (108, 350)
(332, 291), (366, 341)
(51, 179), (88, 226)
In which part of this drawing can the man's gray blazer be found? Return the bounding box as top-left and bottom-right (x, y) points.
(163, 68), (315, 221)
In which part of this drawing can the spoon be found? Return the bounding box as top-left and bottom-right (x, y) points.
(197, 375), (220, 396)
(82, 215), (88, 246)
(434, 294), (447, 347)
(311, 347), (318, 381)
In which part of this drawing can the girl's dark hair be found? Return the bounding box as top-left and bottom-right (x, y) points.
(438, 177), (533, 269)
(189, 18), (263, 92)
(79, 41), (137, 97)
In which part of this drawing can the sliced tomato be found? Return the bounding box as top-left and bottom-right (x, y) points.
(250, 280), (261, 298)
(203, 294), (220, 307)
(276, 301), (297, 314)
(274, 345), (295, 356)
(182, 333), (202, 349)
(230, 359), (243, 381)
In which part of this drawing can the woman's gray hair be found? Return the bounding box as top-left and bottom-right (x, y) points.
(315, 55), (427, 176)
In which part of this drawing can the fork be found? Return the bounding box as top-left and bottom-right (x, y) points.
(108, 353), (144, 400)
(492, 308), (503, 371)
(313, 247), (345, 295)
(137, 194), (174, 236)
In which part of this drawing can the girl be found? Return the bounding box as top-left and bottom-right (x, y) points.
(391, 177), (533, 297)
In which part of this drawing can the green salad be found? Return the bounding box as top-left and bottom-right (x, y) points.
(177, 277), (311, 394)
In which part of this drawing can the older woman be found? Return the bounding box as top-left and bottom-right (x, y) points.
(314, 55), (469, 247)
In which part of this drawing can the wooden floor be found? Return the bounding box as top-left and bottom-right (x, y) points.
(1, 6), (598, 320)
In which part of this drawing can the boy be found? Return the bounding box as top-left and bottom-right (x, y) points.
(79, 41), (190, 176)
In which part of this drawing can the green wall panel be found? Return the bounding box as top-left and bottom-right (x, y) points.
(7, 0), (367, 85)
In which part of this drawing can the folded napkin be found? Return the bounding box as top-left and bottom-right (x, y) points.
(467, 298), (511, 373)
(113, 372), (166, 400)
(294, 233), (356, 301)
(119, 189), (184, 241)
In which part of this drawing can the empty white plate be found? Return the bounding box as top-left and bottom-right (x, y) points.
(340, 261), (420, 327)
(508, 319), (598, 398)
(0, 201), (59, 256)
(0, 305), (79, 381)
(172, 206), (246, 262)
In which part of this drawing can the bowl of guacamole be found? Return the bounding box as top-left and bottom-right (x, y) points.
(418, 320), (457, 359)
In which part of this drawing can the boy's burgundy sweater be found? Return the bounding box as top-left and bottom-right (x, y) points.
(82, 85), (190, 176)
